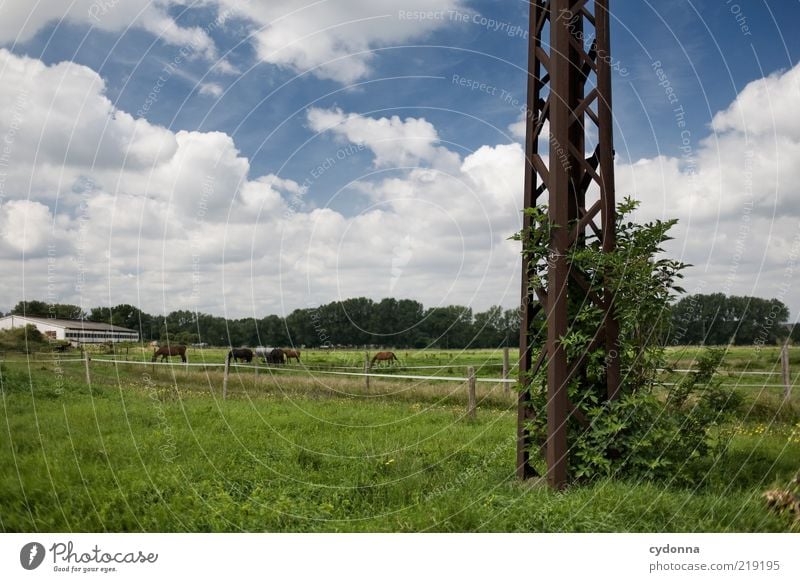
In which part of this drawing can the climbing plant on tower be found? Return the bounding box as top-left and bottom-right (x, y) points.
(516, 198), (733, 484)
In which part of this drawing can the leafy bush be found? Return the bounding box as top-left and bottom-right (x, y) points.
(0, 325), (49, 353)
(518, 199), (741, 484)
(568, 348), (742, 483)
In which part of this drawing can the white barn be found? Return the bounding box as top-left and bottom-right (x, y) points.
(0, 315), (139, 344)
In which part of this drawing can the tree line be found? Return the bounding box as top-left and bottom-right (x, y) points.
(7, 292), (794, 348)
(7, 298), (521, 349)
(668, 293), (792, 345)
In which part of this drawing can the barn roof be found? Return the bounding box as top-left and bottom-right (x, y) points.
(2, 315), (137, 333)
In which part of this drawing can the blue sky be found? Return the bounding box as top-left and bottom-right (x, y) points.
(2, 1), (800, 318)
(16, 1), (800, 172)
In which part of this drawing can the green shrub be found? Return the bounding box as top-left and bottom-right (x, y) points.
(571, 391), (696, 481)
(517, 199), (742, 484)
(0, 325), (49, 353)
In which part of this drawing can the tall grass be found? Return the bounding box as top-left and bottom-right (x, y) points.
(0, 360), (798, 532)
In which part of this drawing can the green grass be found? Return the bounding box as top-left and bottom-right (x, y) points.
(1, 359), (798, 532)
(665, 344), (800, 372)
(26, 342), (800, 376)
(28, 346), (514, 379)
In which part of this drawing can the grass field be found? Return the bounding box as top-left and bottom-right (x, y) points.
(1, 346), (799, 532)
(71, 345), (516, 379)
(25, 343), (800, 383)
(67, 342), (800, 367)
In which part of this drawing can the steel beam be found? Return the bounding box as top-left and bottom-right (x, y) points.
(595, 0), (621, 400)
(516, 0), (546, 481)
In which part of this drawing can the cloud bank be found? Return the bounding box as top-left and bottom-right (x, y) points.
(2, 44), (800, 318)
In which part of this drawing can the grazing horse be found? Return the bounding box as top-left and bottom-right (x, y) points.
(228, 348), (254, 363)
(283, 348), (301, 363)
(266, 348), (285, 365)
(254, 347), (285, 365)
(152, 345), (187, 363)
(371, 351), (398, 366)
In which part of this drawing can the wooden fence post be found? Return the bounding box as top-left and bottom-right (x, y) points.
(781, 340), (791, 400)
(502, 347), (510, 390)
(83, 349), (91, 387)
(222, 355), (231, 400)
(365, 352), (370, 392)
(467, 366), (476, 419)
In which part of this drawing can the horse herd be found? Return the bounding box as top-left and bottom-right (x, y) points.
(150, 345), (301, 365)
(228, 347), (301, 365)
(150, 346), (401, 368)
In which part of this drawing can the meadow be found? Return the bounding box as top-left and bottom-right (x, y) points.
(63, 342), (800, 384)
(78, 345), (515, 379)
(0, 345), (798, 532)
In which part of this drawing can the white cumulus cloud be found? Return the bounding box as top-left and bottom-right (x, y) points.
(216, 0), (468, 83)
(0, 0), (469, 85)
(307, 107), (457, 168)
(3, 46), (800, 320)
(0, 1), (217, 60)
(0, 49), (522, 316)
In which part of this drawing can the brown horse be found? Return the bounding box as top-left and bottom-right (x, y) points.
(283, 348), (301, 363)
(371, 351), (398, 366)
(152, 345), (187, 363)
(228, 348), (254, 363)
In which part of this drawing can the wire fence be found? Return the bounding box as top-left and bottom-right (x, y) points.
(3, 353), (798, 390)
(85, 357), (516, 384)
(1, 354), (795, 422)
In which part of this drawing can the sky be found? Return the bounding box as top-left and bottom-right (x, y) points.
(1, 0), (799, 321)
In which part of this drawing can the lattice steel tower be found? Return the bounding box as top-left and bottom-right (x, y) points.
(517, 0), (620, 489)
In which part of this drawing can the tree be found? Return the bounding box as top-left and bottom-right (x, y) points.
(11, 300), (49, 317)
(12, 300), (86, 319)
(473, 306), (506, 347)
(4, 297), (543, 348)
(286, 308), (316, 347)
(194, 313), (227, 345)
(340, 297), (374, 345)
(394, 299), (425, 347)
(670, 294), (789, 345)
(88, 304), (148, 333)
(255, 315), (289, 346)
(370, 297), (399, 343)
(420, 305), (474, 348)
(501, 308), (522, 347)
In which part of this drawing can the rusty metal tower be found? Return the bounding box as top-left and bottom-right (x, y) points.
(517, 0), (620, 489)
